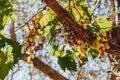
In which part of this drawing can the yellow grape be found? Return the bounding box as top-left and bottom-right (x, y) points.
(30, 46), (35, 52)
(27, 56), (31, 63)
(30, 64), (34, 67)
(93, 40), (100, 49)
(96, 36), (101, 41)
(101, 32), (106, 37)
(77, 39), (81, 44)
(81, 52), (86, 56)
(23, 28), (29, 33)
(33, 35), (39, 39)
(30, 62), (34, 67)
(64, 40), (67, 44)
(28, 37), (34, 42)
(64, 35), (68, 39)
(27, 54), (35, 63)
(33, 28), (37, 33)
(29, 24), (34, 30)
(100, 43), (105, 47)
(31, 54), (35, 59)
(83, 25), (87, 29)
(98, 49), (103, 54)
(105, 43), (110, 49)
(101, 47), (106, 51)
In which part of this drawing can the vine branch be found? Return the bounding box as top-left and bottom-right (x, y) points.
(15, 6), (47, 32)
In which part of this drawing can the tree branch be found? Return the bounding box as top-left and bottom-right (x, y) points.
(10, 21), (16, 41)
(107, 27), (120, 58)
(109, 0), (115, 26)
(44, 0), (96, 44)
(118, 0), (120, 26)
(20, 54), (69, 80)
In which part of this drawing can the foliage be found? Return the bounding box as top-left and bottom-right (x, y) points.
(96, 16), (112, 31)
(0, 1), (22, 80)
(0, 35), (22, 80)
(50, 43), (65, 57)
(0, 0), (15, 30)
(58, 55), (77, 71)
(42, 0), (111, 71)
(0, 0), (116, 79)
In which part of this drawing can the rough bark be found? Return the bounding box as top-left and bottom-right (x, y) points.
(10, 21), (16, 41)
(20, 54), (69, 80)
(109, 0), (115, 26)
(109, 1), (120, 79)
(107, 27), (120, 59)
(118, 0), (120, 26)
(44, 0), (96, 44)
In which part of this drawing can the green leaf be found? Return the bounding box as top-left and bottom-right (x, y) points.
(0, 0), (14, 30)
(75, 0), (91, 20)
(96, 16), (112, 31)
(42, 25), (51, 37)
(40, 14), (50, 26)
(38, 12), (43, 20)
(58, 55), (77, 71)
(71, 8), (80, 22)
(80, 6), (91, 20)
(40, 8), (55, 27)
(66, 50), (78, 59)
(86, 25), (99, 33)
(0, 35), (22, 80)
(50, 43), (64, 57)
(88, 47), (98, 59)
(0, 50), (12, 80)
(41, 21), (58, 45)
(11, 12), (17, 21)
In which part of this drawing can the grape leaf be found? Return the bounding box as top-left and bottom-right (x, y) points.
(39, 8), (55, 27)
(96, 16), (112, 31)
(58, 55), (77, 71)
(0, 0), (14, 30)
(71, 8), (80, 22)
(50, 43), (64, 57)
(41, 21), (58, 44)
(0, 35), (22, 80)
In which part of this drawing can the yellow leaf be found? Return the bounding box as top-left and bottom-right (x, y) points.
(40, 14), (49, 27)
